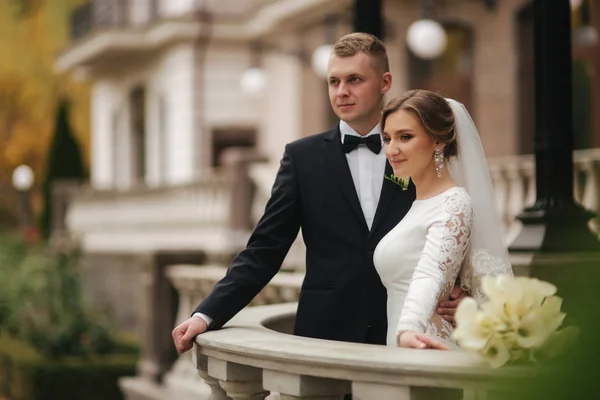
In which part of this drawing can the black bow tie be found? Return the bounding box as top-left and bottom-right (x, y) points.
(342, 134), (382, 154)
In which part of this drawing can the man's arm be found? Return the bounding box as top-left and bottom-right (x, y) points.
(437, 284), (468, 327)
(173, 145), (301, 353)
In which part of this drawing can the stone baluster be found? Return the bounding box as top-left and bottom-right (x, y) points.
(215, 183), (227, 225)
(353, 382), (465, 400)
(522, 159), (536, 209)
(174, 285), (193, 326)
(574, 163), (583, 204)
(353, 382), (475, 400)
(279, 286), (300, 303)
(581, 159), (600, 234)
(489, 164), (508, 233)
(504, 163), (526, 243)
(211, 186), (220, 224)
(197, 186), (210, 225)
(263, 370), (349, 400)
(196, 354), (231, 400)
(208, 358), (269, 400)
(160, 278), (200, 388)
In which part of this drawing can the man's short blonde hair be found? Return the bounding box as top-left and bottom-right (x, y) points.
(332, 32), (390, 73)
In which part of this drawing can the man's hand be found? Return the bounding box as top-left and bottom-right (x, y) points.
(397, 331), (450, 350)
(437, 285), (468, 327)
(172, 316), (208, 354)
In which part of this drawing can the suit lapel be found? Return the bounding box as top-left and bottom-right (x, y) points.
(370, 161), (397, 234)
(322, 126), (368, 229)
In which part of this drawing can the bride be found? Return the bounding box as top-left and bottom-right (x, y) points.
(374, 89), (513, 350)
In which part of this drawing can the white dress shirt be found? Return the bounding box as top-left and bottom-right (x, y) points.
(339, 120), (387, 230)
(194, 121), (387, 327)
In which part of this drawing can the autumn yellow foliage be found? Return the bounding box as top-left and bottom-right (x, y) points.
(0, 0), (90, 188)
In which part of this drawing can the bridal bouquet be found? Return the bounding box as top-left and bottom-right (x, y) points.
(452, 275), (578, 368)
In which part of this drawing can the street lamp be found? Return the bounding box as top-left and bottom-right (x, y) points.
(406, 19), (447, 60)
(12, 164), (34, 232)
(406, 0), (447, 60)
(240, 43), (268, 96)
(239, 13), (343, 93)
(570, 0), (583, 9)
(240, 67), (267, 95)
(12, 165), (34, 191)
(311, 44), (332, 79)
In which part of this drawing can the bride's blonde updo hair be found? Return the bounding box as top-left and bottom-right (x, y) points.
(381, 89), (457, 159)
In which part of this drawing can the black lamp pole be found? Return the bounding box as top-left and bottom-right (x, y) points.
(353, 0), (383, 39)
(509, 0), (600, 252)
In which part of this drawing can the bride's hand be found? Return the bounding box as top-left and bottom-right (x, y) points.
(397, 331), (450, 350)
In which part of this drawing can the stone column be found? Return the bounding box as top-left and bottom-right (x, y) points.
(137, 250), (206, 382)
(220, 148), (268, 235)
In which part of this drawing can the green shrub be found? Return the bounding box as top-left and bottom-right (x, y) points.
(0, 335), (137, 400)
(0, 236), (123, 359)
(0, 234), (140, 399)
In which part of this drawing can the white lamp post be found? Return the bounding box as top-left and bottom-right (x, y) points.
(406, 19), (447, 60)
(12, 165), (34, 192)
(240, 67), (267, 95)
(12, 164), (34, 232)
(311, 44), (332, 79)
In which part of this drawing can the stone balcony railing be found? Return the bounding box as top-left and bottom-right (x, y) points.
(120, 259), (539, 400)
(63, 148), (600, 259)
(120, 264), (305, 400)
(249, 148), (600, 252)
(114, 147), (600, 400)
(63, 149), (267, 259)
(191, 303), (535, 400)
(487, 148), (600, 244)
(70, 0), (160, 41)
(64, 172), (235, 255)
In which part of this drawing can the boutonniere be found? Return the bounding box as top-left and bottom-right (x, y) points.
(384, 174), (410, 190)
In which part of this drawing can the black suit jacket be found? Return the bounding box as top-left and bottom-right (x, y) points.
(194, 125), (415, 345)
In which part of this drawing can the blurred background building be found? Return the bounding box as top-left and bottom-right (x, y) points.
(51, 0), (600, 334)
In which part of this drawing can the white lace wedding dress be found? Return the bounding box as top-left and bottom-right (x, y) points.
(374, 186), (473, 348)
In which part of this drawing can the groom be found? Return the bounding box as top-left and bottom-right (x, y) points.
(173, 33), (465, 353)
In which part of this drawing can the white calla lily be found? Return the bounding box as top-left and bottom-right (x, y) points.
(538, 296), (566, 332)
(516, 312), (550, 348)
(454, 275), (574, 368)
(483, 337), (511, 368)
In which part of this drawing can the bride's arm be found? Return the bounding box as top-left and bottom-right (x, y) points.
(396, 193), (473, 346)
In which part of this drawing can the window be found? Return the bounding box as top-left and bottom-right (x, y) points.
(211, 128), (257, 167)
(407, 23), (475, 113)
(129, 86), (146, 182)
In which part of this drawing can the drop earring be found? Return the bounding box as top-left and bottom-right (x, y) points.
(434, 145), (444, 178)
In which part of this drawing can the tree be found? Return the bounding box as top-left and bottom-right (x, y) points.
(11, 0), (43, 18)
(41, 99), (86, 239)
(0, 0), (91, 229)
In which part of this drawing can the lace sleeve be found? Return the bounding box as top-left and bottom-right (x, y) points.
(396, 191), (473, 336)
